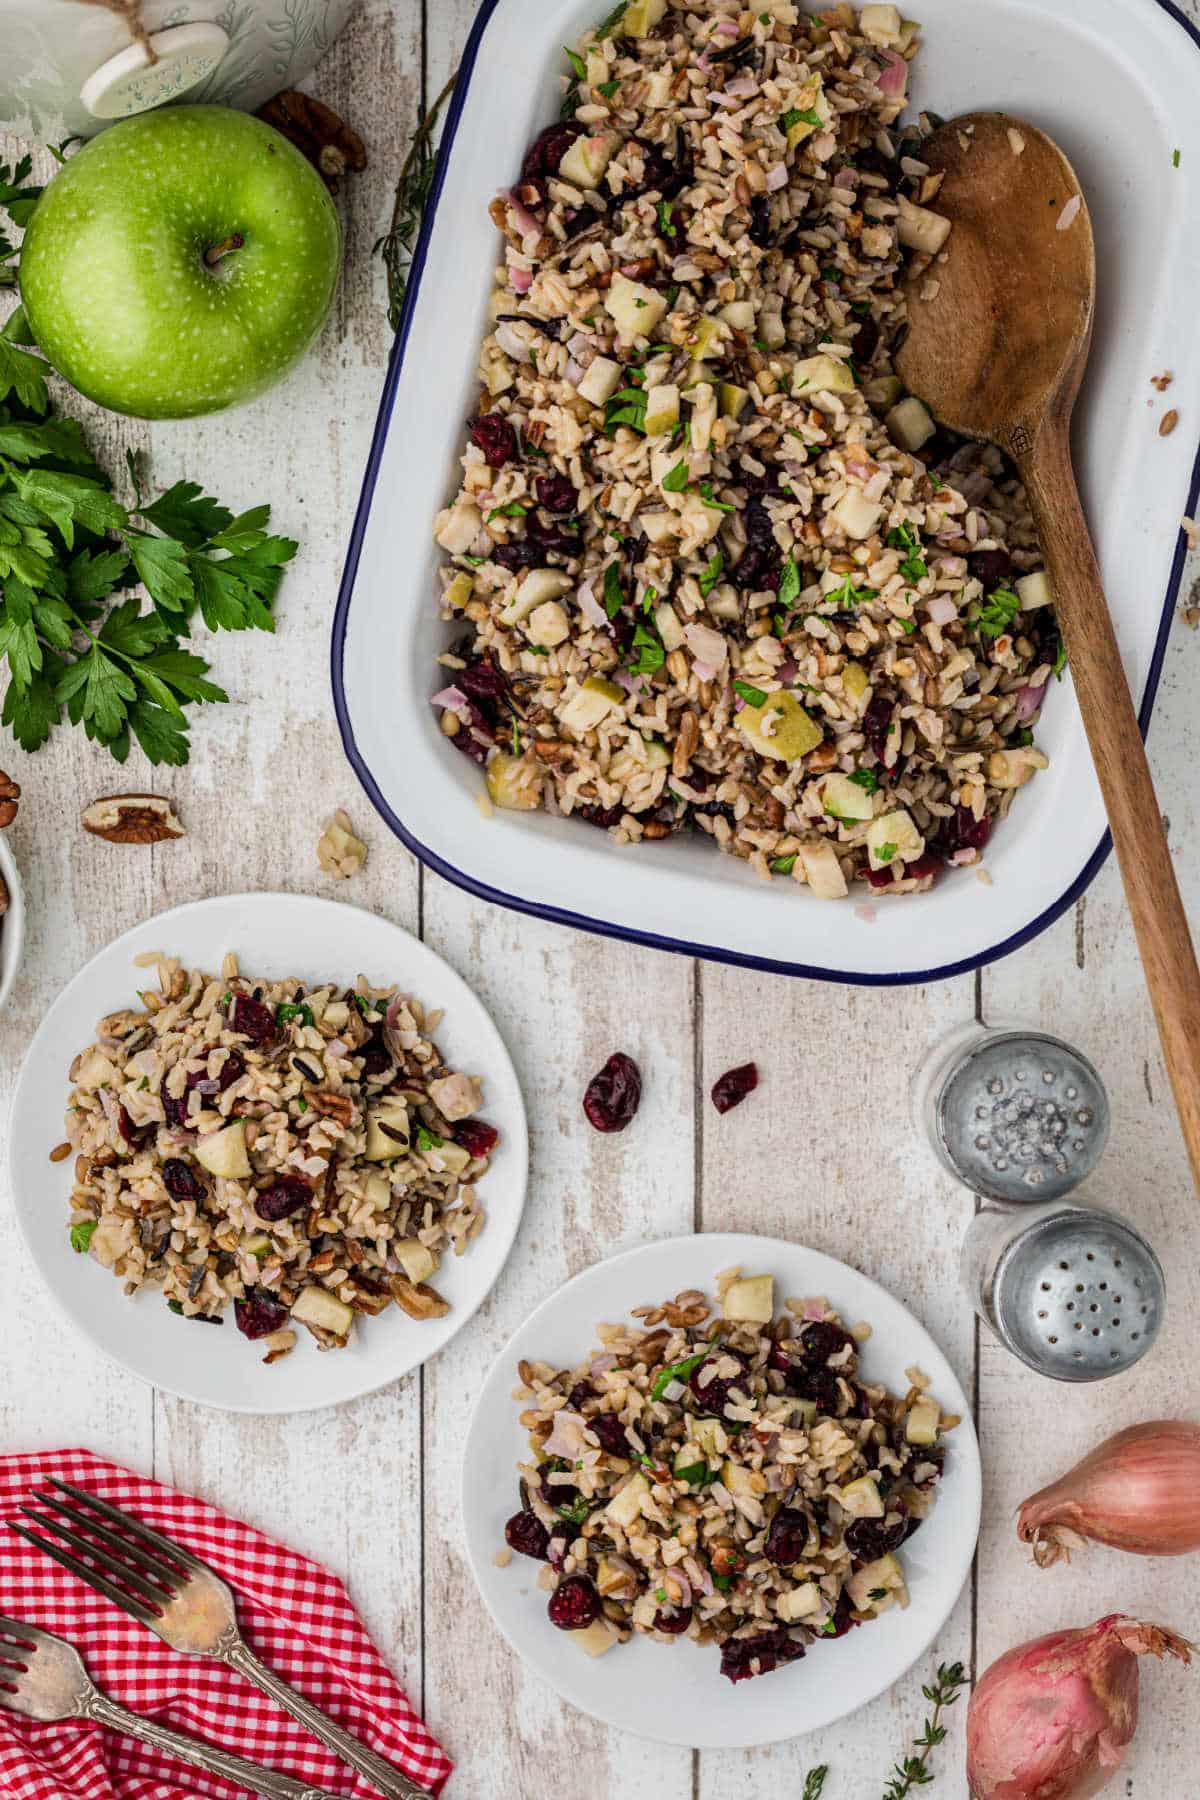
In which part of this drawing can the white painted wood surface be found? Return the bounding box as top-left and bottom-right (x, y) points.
(2, 3), (1200, 1794)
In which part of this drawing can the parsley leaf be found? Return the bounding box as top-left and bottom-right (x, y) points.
(627, 620), (665, 675)
(780, 106), (822, 132)
(416, 1125), (445, 1152)
(698, 482), (734, 512)
(657, 199), (677, 238)
(848, 768), (879, 793)
(977, 584), (1021, 638)
(661, 458), (690, 493)
(564, 46), (587, 79)
(70, 1220), (98, 1254)
(734, 680), (768, 707)
(778, 554), (802, 609)
(770, 853), (798, 874)
(699, 551), (724, 596)
(1053, 640), (1068, 679)
(875, 841), (898, 864)
(604, 562), (625, 617)
(0, 337), (49, 411)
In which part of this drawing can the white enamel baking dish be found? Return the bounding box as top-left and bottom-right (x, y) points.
(333, 0), (1200, 985)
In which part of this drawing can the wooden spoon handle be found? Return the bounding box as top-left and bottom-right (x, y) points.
(1020, 423), (1200, 1192)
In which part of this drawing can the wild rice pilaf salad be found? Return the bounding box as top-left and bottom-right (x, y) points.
(60, 952), (499, 1362)
(432, 0), (1060, 898)
(502, 1269), (954, 1680)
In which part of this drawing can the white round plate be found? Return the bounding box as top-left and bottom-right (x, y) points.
(462, 1232), (981, 1748)
(10, 893), (527, 1415)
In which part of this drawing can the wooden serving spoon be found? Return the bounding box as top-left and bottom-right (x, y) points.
(896, 111), (1200, 1192)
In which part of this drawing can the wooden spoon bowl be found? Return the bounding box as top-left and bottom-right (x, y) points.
(898, 112), (1200, 1194)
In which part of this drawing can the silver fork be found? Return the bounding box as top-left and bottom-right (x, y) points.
(9, 1480), (430, 1800)
(0, 1613), (346, 1800)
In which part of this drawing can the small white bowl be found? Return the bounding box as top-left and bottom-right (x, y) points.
(0, 833), (25, 1014)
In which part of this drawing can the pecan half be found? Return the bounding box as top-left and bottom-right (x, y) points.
(82, 794), (184, 844)
(305, 1089), (356, 1128)
(389, 1274), (451, 1321)
(0, 874), (7, 917)
(0, 771), (19, 829)
(257, 90), (367, 190)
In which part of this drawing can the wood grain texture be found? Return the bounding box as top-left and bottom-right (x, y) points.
(2, 2), (1200, 1796)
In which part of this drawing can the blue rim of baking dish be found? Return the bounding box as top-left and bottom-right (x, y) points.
(331, 0), (1200, 989)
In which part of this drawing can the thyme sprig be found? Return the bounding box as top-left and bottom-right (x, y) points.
(802, 1767), (829, 1800)
(882, 1662), (968, 1798)
(376, 72), (458, 331)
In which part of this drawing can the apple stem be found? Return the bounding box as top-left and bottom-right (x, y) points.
(204, 233), (245, 267)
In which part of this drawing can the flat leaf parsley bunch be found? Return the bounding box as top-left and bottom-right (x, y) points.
(0, 331), (297, 766)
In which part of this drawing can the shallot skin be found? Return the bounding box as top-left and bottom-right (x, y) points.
(1018, 1420), (1200, 1568)
(966, 1616), (1193, 1800)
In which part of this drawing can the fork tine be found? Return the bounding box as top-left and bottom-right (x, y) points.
(0, 1615), (42, 1646)
(17, 1508), (172, 1612)
(47, 1479), (210, 1579)
(32, 1493), (181, 1594)
(6, 1523), (161, 1627)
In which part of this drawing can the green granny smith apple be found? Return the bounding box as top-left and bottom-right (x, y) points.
(19, 106), (341, 420)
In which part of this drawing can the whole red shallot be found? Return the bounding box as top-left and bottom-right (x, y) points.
(1017, 1420), (1200, 1567)
(967, 1615), (1194, 1800)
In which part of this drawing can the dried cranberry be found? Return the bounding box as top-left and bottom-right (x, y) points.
(904, 851), (945, 883)
(688, 1349), (749, 1417)
(653, 1604), (693, 1634)
(359, 1036), (393, 1077)
(459, 656), (509, 708)
(536, 472), (577, 513)
(968, 547), (1013, 590)
(161, 1157), (206, 1202)
(539, 1462), (579, 1506)
(234, 1290), (289, 1340)
(862, 693), (894, 760)
(743, 495), (777, 547)
(822, 1591), (856, 1639)
(589, 1412), (630, 1456)
(116, 1105), (151, 1147)
(711, 1062), (758, 1115)
(787, 1364), (843, 1415)
(470, 414), (517, 468)
(939, 807), (992, 855)
(739, 464), (788, 499)
(229, 994), (275, 1044)
(748, 194), (774, 248)
(255, 1177), (311, 1223)
(567, 1381), (594, 1412)
(764, 1506), (809, 1567)
(626, 137), (693, 201)
(454, 1118), (500, 1159)
(164, 1093), (189, 1129)
(845, 1507), (908, 1563)
(490, 541), (528, 572)
(852, 314), (880, 367)
(735, 543), (781, 592)
(800, 1322), (857, 1368)
(216, 1050), (245, 1090)
(521, 122), (581, 186)
(547, 1575), (600, 1631)
(505, 1511), (550, 1561)
(583, 1052), (642, 1133)
(526, 512), (582, 557)
(720, 1627), (805, 1684)
(448, 698), (496, 767)
(575, 802), (626, 830)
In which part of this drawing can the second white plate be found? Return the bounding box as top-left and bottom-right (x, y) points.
(462, 1233), (980, 1748)
(9, 892), (528, 1415)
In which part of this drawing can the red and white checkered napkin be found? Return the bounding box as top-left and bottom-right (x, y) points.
(0, 1448), (452, 1800)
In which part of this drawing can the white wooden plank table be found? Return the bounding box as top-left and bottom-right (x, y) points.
(3, 4), (1199, 1794)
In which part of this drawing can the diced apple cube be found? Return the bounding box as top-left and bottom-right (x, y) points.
(577, 355), (622, 405)
(644, 382), (680, 437)
(790, 353), (856, 396)
(986, 747), (1048, 790)
(192, 1121), (250, 1180)
(694, 1418), (725, 1457)
(776, 1581), (823, 1622)
(839, 1475), (884, 1518)
(905, 1394), (942, 1446)
(639, 509), (679, 545)
(718, 300), (756, 331)
(822, 773), (874, 822)
(75, 1050), (122, 1091)
(800, 841), (849, 900)
(570, 1619), (619, 1657)
(435, 500), (482, 554)
(395, 1239), (438, 1285)
(863, 373), (903, 410)
(830, 488), (884, 540)
(527, 599), (570, 647)
(442, 571), (475, 611)
(722, 1460), (756, 1497)
(654, 601), (685, 652)
(758, 308), (787, 348)
(860, 3), (903, 43)
(364, 1173), (392, 1211)
(720, 381), (751, 420)
(886, 395), (936, 452)
(291, 1285), (354, 1338)
(621, 0), (667, 35)
(486, 752), (541, 812)
(847, 1553), (908, 1614)
(842, 661), (870, 702)
(1016, 569), (1055, 610)
(560, 675), (625, 735)
(738, 692), (824, 763)
(722, 1274), (774, 1323)
(605, 1471), (650, 1528)
(867, 809), (924, 870)
(585, 48), (610, 87)
(558, 132), (617, 191)
(605, 272), (668, 346)
(365, 1097), (411, 1161)
(500, 568), (572, 625)
(897, 194), (952, 254)
(684, 315), (728, 363)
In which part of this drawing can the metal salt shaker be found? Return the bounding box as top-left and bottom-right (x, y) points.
(913, 1023), (1110, 1203)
